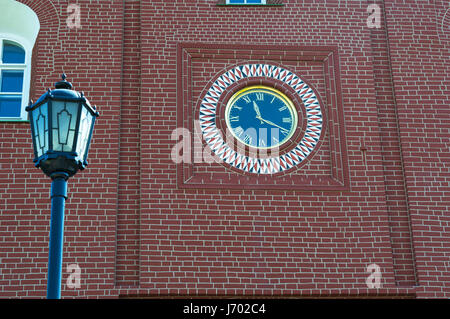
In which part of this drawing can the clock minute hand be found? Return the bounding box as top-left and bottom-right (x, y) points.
(256, 116), (289, 133)
(253, 100), (289, 133)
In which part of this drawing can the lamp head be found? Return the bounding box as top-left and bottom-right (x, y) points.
(26, 74), (99, 179)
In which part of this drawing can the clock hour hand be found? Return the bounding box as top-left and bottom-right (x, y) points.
(253, 101), (264, 124)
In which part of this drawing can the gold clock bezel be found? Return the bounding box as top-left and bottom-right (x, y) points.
(225, 85), (298, 149)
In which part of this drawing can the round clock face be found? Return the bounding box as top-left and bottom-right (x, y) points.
(225, 85), (298, 149)
(199, 63), (324, 175)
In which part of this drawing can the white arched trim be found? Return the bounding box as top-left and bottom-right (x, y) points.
(0, 0), (40, 121)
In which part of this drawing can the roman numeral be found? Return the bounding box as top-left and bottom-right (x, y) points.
(244, 135), (253, 145)
(255, 92), (264, 101)
(271, 96), (276, 104)
(282, 117), (292, 123)
(229, 115), (239, 122)
(242, 96), (251, 103)
(279, 105), (287, 112)
(259, 138), (266, 147)
(234, 126), (244, 137)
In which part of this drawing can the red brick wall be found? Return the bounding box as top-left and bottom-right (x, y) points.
(382, 0), (450, 297)
(0, 0), (448, 298)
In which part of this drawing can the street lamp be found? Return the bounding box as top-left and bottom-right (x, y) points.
(26, 74), (99, 299)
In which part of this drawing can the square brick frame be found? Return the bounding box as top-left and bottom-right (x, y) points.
(176, 43), (349, 191)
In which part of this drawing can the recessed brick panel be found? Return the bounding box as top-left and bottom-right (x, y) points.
(177, 44), (348, 190)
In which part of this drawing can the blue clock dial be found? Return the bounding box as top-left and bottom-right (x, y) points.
(225, 85), (298, 149)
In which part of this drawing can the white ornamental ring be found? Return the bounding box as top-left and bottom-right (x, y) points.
(198, 63), (323, 175)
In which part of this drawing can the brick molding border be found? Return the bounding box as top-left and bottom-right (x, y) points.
(176, 43), (349, 191)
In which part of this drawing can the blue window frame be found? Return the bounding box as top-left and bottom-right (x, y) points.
(0, 40), (26, 119)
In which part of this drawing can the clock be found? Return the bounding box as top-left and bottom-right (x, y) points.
(225, 85), (298, 149)
(199, 63), (324, 175)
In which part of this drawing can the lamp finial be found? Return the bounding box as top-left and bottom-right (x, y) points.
(54, 73), (73, 90)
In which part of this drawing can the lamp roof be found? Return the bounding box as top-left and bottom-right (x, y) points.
(26, 74), (99, 117)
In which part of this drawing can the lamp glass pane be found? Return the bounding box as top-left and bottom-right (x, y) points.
(2, 42), (25, 64)
(75, 106), (93, 160)
(0, 95), (21, 117)
(32, 102), (48, 158)
(51, 101), (79, 152)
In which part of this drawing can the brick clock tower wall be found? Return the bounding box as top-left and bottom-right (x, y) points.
(0, 0), (448, 298)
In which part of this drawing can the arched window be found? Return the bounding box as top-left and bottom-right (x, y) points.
(0, 0), (40, 121)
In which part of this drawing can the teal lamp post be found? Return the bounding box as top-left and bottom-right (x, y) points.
(25, 74), (99, 299)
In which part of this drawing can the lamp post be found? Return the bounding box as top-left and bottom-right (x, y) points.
(26, 74), (99, 299)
